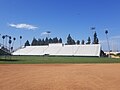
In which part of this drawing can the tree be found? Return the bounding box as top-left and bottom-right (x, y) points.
(49, 38), (53, 43)
(58, 38), (62, 43)
(45, 37), (49, 45)
(105, 30), (108, 35)
(20, 36), (22, 47)
(76, 40), (80, 45)
(38, 39), (42, 45)
(2, 35), (5, 46)
(9, 36), (11, 40)
(86, 37), (91, 44)
(13, 37), (16, 41)
(93, 32), (99, 44)
(81, 40), (85, 45)
(67, 34), (75, 45)
(20, 36), (22, 39)
(12, 37), (16, 50)
(53, 37), (59, 43)
(72, 39), (76, 45)
(96, 38), (99, 44)
(24, 40), (30, 46)
(67, 34), (72, 45)
(31, 38), (38, 46)
(41, 39), (45, 45)
(9, 39), (12, 52)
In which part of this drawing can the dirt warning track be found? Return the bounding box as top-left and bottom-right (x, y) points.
(0, 64), (120, 90)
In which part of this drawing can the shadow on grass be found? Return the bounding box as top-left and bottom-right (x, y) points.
(0, 59), (19, 62)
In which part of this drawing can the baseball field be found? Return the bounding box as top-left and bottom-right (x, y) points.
(0, 56), (120, 90)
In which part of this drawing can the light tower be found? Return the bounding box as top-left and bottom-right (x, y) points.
(105, 30), (110, 57)
(90, 27), (96, 44)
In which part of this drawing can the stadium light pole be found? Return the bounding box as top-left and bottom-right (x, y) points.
(105, 30), (110, 57)
(46, 31), (51, 39)
(90, 27), (96, 44)
(46, 31), (51, 47)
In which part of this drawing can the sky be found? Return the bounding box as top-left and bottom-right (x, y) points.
(0, 0), (120, 51)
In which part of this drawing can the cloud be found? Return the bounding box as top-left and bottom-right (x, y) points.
(9, 23), (38, 30)
(41, 31), (51, 36)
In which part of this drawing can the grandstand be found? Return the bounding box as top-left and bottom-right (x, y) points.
(12, 43), (101, 57)
(0, 43), (11, 55)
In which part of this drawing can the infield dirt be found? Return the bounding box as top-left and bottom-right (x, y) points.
(0, 64), (120, 90)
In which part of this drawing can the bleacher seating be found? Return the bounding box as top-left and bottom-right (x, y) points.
(44, 44), (62, 55)
(0, 43), (11, 55)
(56, 45), (78, 56)
(12, 44), (101, 57)
(74, 44), (101, 56)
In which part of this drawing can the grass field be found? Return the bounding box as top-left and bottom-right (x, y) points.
(0, 55), (120, 64)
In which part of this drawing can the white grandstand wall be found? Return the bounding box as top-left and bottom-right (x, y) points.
(12, 44), (101, 57)
(45, 43), (63, 55)
(74, 44), (101, 57)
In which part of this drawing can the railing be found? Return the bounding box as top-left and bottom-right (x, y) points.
(11, 45), (25, 53)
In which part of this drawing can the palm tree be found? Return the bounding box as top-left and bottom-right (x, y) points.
(9, 36), (11, 40)
(2, 35), (5, 47)
(9, 39), (12, 52)
(20, 36), (22, 39)
(5, 35), (10, 49)
(105, 30), (110, 57)
(20, 36), (22, 48)
(11, 37), (16, 51)
(8, 36), (12, 50)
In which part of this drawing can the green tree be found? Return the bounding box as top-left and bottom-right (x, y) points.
(81, 40), (85, 45)
(86, 37), (91, 44)
(2, 35), (5, 46)
(20, 36), (22, 47)
(25, 40), (30, 46)
(93, 32), (99, 44)
(58, 38), (62, 43)
(12, 37), (16, 47)
(67, 34), (72, 45)
(76, 40), (80, 45)
(45, 37), (49, 45)
(41, 39), (45, 45)
(11, 37), (16, 51)
(67, 34), (75, 45)
(38, 39), (42, 45)
(9, 39), (12, 51)
(31, 38), (38, 46)
(53, 37), (59, 43)
(20, 36), (22, 39)
(72, 39), (76, 45)
(49, 38), (53, 43)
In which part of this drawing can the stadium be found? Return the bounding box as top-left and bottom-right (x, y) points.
(0, 31), (104, 58)
(0, 26), (120, 90)
(0, 30), (119, 58)
(1, 0), (120, 90)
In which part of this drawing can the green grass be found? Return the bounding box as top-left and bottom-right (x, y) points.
(0, 55), (120, 64)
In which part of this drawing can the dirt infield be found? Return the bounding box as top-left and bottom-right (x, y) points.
(0, 64), (120, 90)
